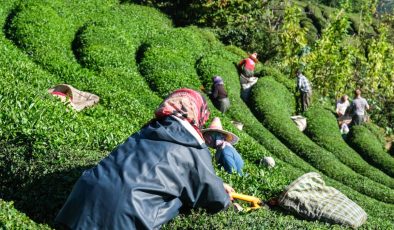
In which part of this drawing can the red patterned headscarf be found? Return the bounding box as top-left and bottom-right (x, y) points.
(155, 88), (210, 136)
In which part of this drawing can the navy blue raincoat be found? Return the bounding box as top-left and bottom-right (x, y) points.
(55, 116), (231, 229)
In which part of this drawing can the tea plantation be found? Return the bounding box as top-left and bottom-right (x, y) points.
(0, 0), (393, 229)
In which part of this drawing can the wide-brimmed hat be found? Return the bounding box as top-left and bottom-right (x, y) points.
(202, 117), (239, 147)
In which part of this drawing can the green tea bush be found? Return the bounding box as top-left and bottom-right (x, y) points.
(300, 16), (319, 42)
(76, 25), (138, 70)
(305, 4), (327, 34)
(2, 0), (173, 149)
(139, 27), (212, 97)
(1, 0), (394, 228)
(255, 65), (295, 92)
(0, 140), (108, 225)
(304, 106), (394, 188)
(347, 125), (394, 177)
(348, 14), (376, 35)
(202, 70), (394, 222)
(75, 3), (171, 71)
(249, 77), (394, 204)
(0, 200), (50, 229)
(196, 49), (318, 173)
(0, 50), (136, 152)
(363, 123), (387, 150)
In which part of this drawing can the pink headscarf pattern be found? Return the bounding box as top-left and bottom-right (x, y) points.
(155, 88), (210, 136)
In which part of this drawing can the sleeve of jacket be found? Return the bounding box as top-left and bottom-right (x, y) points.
(190, 150), (231, 213)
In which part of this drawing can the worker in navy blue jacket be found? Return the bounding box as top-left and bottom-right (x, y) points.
(55, 88), (234, 229)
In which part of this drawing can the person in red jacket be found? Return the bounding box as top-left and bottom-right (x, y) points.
(238, 53), (258, 101)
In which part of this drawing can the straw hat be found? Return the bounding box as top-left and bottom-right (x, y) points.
(202, 117), (239, 147)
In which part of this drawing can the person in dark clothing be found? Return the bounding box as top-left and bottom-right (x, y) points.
(210, 76), (230, 113)
(55, 88), (234, 230)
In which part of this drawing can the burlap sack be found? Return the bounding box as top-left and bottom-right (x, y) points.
(278, 172), (367, 228)
(48, 84), (99, 111)
(291, 115), (307, 132)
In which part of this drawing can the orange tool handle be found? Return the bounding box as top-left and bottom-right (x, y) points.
(230, 192), (262, 208)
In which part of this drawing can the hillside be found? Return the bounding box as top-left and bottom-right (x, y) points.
(0, 0), (393, 229)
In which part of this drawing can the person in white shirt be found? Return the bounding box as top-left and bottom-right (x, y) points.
(336, 94), (352, 130)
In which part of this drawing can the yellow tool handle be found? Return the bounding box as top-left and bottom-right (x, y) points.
(230, 192), (260, 203)
(230, 192), (262, 210)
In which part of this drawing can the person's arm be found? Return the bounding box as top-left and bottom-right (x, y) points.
(365, 99), (370, 110)
(297, 77), (302, 90)
(223, 183), (235, 196)
(238, 59), (245, 69)
(335, 102), (341, 116)
(191, 151), (232, 213)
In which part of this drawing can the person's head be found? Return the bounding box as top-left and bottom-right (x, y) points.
(209, 132), (226, 148)
(296, 69), (302, 77)
(354, 89), (362, 98)
(202, 117), (239, 148)
(341, 95), (349, 102)
(212, 76), (223, 85)
(155, 88), (210, 131)
(249, 52), (258, 62)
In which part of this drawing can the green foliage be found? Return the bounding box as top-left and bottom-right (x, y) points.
(305, 4), (327, 34)
(139, 27), (209, 97)
(0, 141), (107, 225)
(133, 0), (282, 62)
(249, 76), (394, 204)
(300, 16), (319, 43)
(256, 65), (296, 92)
(1, 0), (394, 229)
(391, 143), (394, 156)
(347, 125), (394, 177)
(303, 9), (355, 98)
(0, 200), (51, 229)
(277, 3), (308, 75)
(363, 122), (388, 148)
(196, 49), (317, 173)
(304, 106), (394, 188)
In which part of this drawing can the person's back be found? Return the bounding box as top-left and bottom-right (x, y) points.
(239, 53), (257, 78)
(350, 89), (369, 125)
(211, 76), (230, 113)
(215, 143), (244, 175)
(351, 97), (368, 116)
(296, 70), (312, 112)
(238, 53), (258, 101)
(212, 84), (228, 100)
(55, 89), (231, 230)
(297, 73), (311, 93)
(336, 95), (349, 117)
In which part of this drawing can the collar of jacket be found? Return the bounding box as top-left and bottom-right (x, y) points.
(141, 116), (206, 148)
(171, 115), (205, 145)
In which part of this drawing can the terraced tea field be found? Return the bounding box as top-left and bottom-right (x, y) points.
(0, 0), (393, 229)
